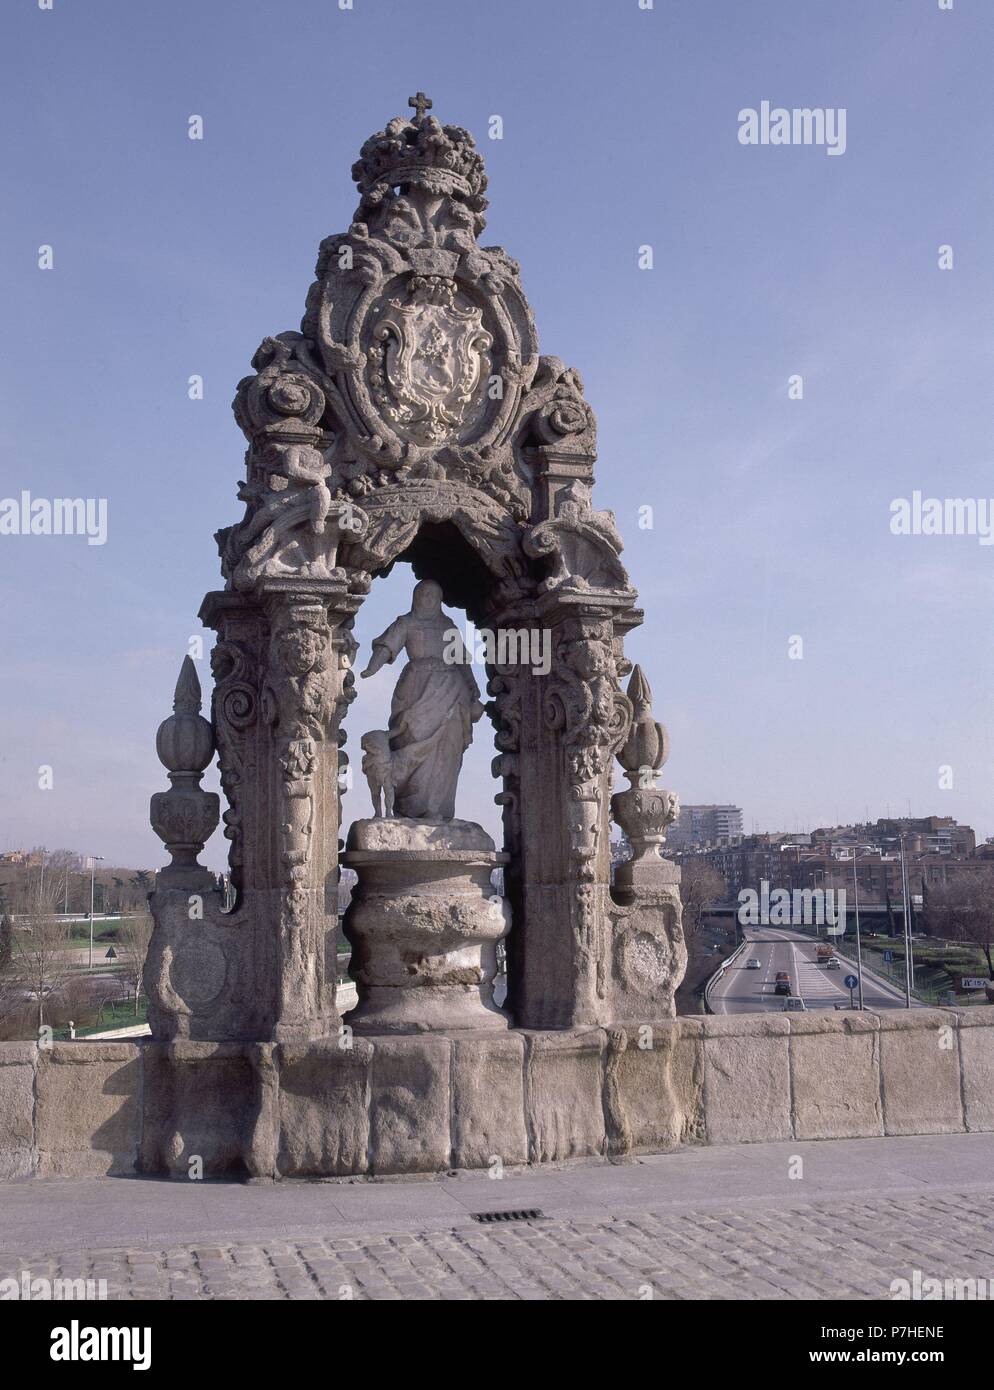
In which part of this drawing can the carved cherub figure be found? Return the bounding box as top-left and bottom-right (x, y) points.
(361, 730), (394, 819)
(262, 440), (333, 535)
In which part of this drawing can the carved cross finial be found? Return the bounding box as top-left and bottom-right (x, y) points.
(408, 91), (432, 123)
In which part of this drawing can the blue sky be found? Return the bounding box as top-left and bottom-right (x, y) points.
(1, 0), (992, 867)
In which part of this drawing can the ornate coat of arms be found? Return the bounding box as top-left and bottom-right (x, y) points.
(368, 275), (493, 445)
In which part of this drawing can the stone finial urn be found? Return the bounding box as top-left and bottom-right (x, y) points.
(611, 666), (679, 881)
(616, 664), (668, 777)
(150, 656), (220, 890)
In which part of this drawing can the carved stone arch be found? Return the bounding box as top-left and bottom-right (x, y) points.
(337, 481), (533, 614)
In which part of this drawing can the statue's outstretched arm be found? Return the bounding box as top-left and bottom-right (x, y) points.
(360, 616), (407, 679)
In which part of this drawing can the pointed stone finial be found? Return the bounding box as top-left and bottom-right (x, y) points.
(617, 665), (669, 783)
(628, 663), (652, 709)
(151, 657), (219, 888)
(156, 657), (215, 774)
(172, 654), (203, 716)
(611, 665), (679, 881)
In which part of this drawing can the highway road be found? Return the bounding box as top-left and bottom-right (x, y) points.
(708, 927), (918, 1014)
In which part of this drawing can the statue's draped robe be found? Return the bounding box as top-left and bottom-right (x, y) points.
(373, 612), (480, 820)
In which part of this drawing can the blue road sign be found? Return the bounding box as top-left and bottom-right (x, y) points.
(844, 974), (858, 990)
(883, 950), (894, 963)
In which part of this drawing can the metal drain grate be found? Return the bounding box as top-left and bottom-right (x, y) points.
(471, 1208), (545, 1224)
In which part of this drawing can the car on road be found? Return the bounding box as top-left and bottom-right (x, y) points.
(825, 957), (841, 970)
(746, 958), (762, 969)
(782, 996), (806, 1012)
(774, 978), (792, 995)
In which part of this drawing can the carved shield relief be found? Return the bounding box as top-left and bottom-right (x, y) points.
(360, 274), (495, 447)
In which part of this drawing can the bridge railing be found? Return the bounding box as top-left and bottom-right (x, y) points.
(703, 937), (749, 1014)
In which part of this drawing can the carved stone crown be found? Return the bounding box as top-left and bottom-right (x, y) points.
(352, 109), (488, 210)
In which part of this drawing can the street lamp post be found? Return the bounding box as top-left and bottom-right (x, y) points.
(899, 834), (912, 1009)
(849, 844), (877, 1012)
(786, 842), (808, 932)
(88, 855), (104, 970)
(812, 866), (826, 940)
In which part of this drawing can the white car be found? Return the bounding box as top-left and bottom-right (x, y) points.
(746, 958), (762, 970)
(782, 996), (806, 1012)
(825, 958), (841, 970)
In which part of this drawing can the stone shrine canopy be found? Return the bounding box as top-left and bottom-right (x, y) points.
(145, 96), (685, 1050)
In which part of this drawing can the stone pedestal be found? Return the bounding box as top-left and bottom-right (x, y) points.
(342, 818), (511, 1035)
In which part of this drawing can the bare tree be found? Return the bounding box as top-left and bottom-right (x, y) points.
(115, 912), (153, 1014)
(0, 911), (21, 1026)
(9, 882), (74, 1032)
(927, 869), (994, 981)
(0, 910), (12, 972)
(679, 859), (727, 937)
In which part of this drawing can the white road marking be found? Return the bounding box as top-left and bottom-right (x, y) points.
(716, 927), (924, 1013)
(789, 941), (847, 1009)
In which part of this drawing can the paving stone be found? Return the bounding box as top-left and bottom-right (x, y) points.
(4, 1172), (994, 1301)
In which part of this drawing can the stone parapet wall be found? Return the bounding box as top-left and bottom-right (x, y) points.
(2, 1008), (992, 1182)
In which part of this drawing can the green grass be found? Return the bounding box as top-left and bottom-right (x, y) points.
(53, 996), (147, 1041)
(834, 939), (990, 1005)
(787, 923), (991, 1005)
(67, 927), (120, 944)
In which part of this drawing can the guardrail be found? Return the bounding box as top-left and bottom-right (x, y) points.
(703, 937), (748, 1014)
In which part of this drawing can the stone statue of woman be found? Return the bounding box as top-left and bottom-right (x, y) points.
(359, 579), (484, 821)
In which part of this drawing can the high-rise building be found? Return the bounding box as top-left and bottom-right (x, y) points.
(667, 804), (744, 851)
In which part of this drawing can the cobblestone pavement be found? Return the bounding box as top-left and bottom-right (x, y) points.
(4, 1184), (994, 1300)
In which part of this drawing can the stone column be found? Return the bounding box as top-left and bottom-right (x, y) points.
(489, 590), (635, 1029)
(195, 577), (359, 1042)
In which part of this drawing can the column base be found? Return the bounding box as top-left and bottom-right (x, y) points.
(342, 817), (511, 1036)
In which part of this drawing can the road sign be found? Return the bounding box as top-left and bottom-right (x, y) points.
(104, 946), (117, 960)
(883, 950), (894, 963)
(962, 977), (989, 991)
(844, 974), (858, 989)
